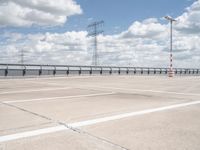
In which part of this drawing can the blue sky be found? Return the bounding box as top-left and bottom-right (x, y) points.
(0, 0), (200, 67)
(2, 0), (196, 35)
(74, 0), (195, 33)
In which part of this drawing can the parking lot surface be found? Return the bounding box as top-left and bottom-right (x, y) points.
(0, 75), (200, 150)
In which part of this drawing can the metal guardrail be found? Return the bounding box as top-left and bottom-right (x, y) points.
(0, 63), (199, 77)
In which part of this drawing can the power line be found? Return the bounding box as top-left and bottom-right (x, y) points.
(87, 20), (104, 66)
(20, 48), (24, 64)
(18, 48), (30, 64)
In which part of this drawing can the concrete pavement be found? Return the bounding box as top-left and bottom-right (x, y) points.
(0, 76), (200, 150)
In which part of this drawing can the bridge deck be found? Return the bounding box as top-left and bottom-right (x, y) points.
(0, 76), (200, 150)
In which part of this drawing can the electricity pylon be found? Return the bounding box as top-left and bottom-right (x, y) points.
(87, 21), (104, 66)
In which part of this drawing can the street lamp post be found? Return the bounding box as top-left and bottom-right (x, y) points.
(165, 16), (176, 77)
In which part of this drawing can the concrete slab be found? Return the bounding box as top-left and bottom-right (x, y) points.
(11, 92), (189, 123)
(0, 76), (200, 150)
(1, 130), (123, 150)
(0, 88), (104, 102)
(0, 104), (50, 136)
(0, 81), (62, 93)
(83, 105), (200, 150)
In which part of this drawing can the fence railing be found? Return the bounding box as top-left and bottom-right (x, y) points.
(0, 63), (199, 77)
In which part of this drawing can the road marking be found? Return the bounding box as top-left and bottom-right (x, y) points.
(68, 100), (200, 127)
(0, 87), (73, 95)
(128, 88), (200, 96)
(0, 100), (200, 142)
(84, 85), (200, 97)
(3, 92), (115, 104)
(25, 80), (66, 86)
(0, 126), (67, 143)
(0, 75), (100, 82)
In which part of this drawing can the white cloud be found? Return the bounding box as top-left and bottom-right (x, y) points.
(121, 18), (167, 39)
(0, 31), (90, 64)
(0, 0), (82, 27)
(176, 0), (200, 34)
(0, 0), (200, 68)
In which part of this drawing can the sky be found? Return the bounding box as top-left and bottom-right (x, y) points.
(0, 0), (200, 68)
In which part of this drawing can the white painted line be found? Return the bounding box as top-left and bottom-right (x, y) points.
(68, 100), (200, 127)
(0, 75), (98, 82)
(3, 92), (115, 104)
(0, 100), (200, 142)
(0, 87), (73, 95)
(0, 125), (67, 143)
(85, 85), (200, 97)
(25, 80), (66, 86)
(130, 88), (200, 96)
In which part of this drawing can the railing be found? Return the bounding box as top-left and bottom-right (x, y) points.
(0, 63), (199, 77)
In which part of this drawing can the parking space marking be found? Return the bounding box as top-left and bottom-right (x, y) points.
(0, 100), (200, 143)
(3, 92), (115, 104)
(68, 100), (200, 127)
(0, 125), (67, 143)
(0, 75), (100, 82)
(84, 85), (200, 97)
(0, 87), (73, 95)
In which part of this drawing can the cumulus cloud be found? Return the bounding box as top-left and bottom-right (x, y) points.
(121, 18), (167, 39)
(0, 0), (82, 27)
(0, 31), (91, 65)
(0, 0), (200, 68)
(176, 0), (200, 34)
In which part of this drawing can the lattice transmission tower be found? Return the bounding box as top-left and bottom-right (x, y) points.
(20, 48), (25, 64)
(87, 21), (104, 66)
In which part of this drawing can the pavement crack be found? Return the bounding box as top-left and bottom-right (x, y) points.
(1, 102), (129, 149)
(0, 122), (52, 133)
(58, 122), (130, 150)
(79, 129), (130, 150)
(0, 102), (53, 122)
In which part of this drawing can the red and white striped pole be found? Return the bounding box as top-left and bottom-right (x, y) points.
(169, 53), (174, 77)
(165, 16), (176, 77)
(169, 19), (174, 77)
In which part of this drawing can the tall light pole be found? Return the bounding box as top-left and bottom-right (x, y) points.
(165, 16), (176, 77)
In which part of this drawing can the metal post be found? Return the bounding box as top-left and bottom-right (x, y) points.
(66, 67), (69, 75)
(110, 67), (112, 75)
(126, 68), (129, 75)
(169, 20), (174, 77)
(94, 26), (98, 66)
(5, 66), (8, 77)
(134, 68), (136, 74)
(165, 16), (176, 77)
(53, 66), (56, 76)
(79, 67), (81, 75)
(23, 66), (26, 76)
(39, 66), (42, 76)
(90, 67), (92, 75)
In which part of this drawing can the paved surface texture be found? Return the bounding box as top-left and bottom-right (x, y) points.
(0, 75), (200, 150)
